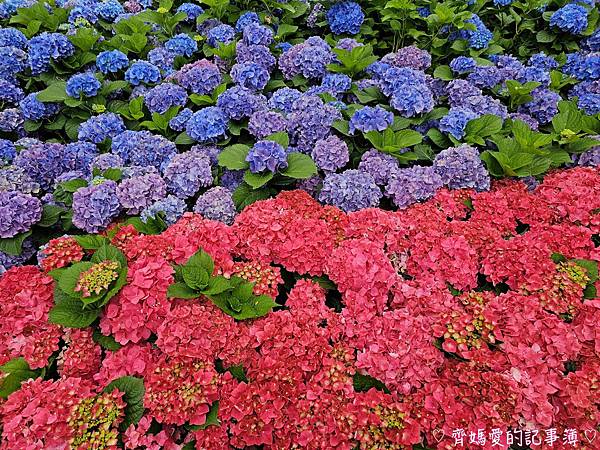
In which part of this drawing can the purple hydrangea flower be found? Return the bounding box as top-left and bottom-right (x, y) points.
(349, 106), (394, 134)
(169, 108), (193, 131)
(389, 45), (432, 71)
(216, 86), (266, 120)
(326, 1), (364, 35)
(577, 137), (600, 166)
(319, 169), (381, 212)
(221, 169), (244, 191)
(246, 140), (288, 173)
(1, 238), (35, 273)
(194, 186), (237, 225)
(116, 173), (167, 214)
(163, 150), (213, 198)
(230, 62), (270, 90)
(311, 135), (349, 172)
(278, 37), (335, 80)
(177, 60), (222, 95)
(446, 80), (482, 107)
(144, 83), (188, 114)
(296, 175), (322, 197)
(78, 113), (125, 143)
(66, 72), (101, 98)
(358, 149), (400, 186)
(90, 153), (123, 173)
(0, 167), (40, 194)
(72, 180), (121, 233)
(235, 42), (276, 71)
(509, 113), (539, 131)
(185, 106), (229, 142)
(242, 23), (273, 46)
(433, 144), (490, 191)
(518, 87), (560, 124)
(0, 191), (42, 238)
(0, 108), (23, 132)
(147, 47), (176, 73)
(385, 166), (443, 208)
(0, 79), (24, 104)
(287, 95), (341, 153)
(191, 144), (221, 165)
(14, 143), (66, 190)
(111, 131), (176, 172)
(336, 38), (363, 51)
(248, 110), (287, 139)
(63, 141), (98, 176)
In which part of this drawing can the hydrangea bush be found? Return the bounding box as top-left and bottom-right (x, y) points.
(0, 0), (600, 447)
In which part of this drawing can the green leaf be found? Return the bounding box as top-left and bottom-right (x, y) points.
(49, 293), (99, 328)
(38, 204), (65, 227)
(433, 65), (453, 80)
(226, 365), (248, 382)
(101, 168), (123, 182)
(232, 183), (274, 210)
(175, 132), (195, 145)
(167, 282), (200, 299)
(61, 178), (88, 192)
(125, 216), (167, 235)
(57, 261), (94, 298)
(536, 30), (555, 43)
(394, 129), (423, 148)
(0, 231), (32, 256)
(74, 235), (109, 250)
(0, 358), (38, 399)
(91, 244), (127, 266)
(353, 372), (390, 394)
(465, 114), (503, 139)
(218, 144), (251, 170)
(104, 376), (145, 430)
(92, 330), (122, 351)
(68, 27), (100, 51)
(572, 259), (599, 283)
(203, 276), (231, 296)
(198, 401), (219, 429)
(243, 170), (274, 189)
(210, 289), (276, 320)
(186, 249), (215, 274)
(36, 82), (68, 103)
(182, 266), (210, 291)
(281, 153), (317, 179)
(264, 131), (289, 148)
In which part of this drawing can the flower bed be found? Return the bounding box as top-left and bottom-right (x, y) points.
(1, 0), (600, 447)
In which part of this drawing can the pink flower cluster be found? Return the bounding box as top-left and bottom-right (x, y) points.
(1, 166), (600, 449)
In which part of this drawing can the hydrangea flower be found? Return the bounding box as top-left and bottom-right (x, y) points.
(0, 79), (24, 104)
(385, 165), (443, 208)
(169, 108), (193, 131)
(0, 27), (28, 49)
(165, 33), (198, 57)
(216, 86), (266, 120)
(248, 110), (287, 139)
(433, 144), (490, 191)
(78, 113), (125, 143)
(235, 42), (276, 71)
(450, 56), (477, 74)
(390, 84), (434, 117)
(66, 72), (101, 98)
(319, 169), (381, 212)
(95, 0), (124, 21)
(141, 194), (187, 225)
(550, 4), (588, 34)
(28, 32), (74, 75)
(349, 106), (394, 134)
(177, 59), (222, 95)
(246, 140), (288, 173)
(388, 45), (432, 71)
(326, 1), (364, 35)
(311, 135), (349, 172)
(439, 107), (480, 139)
(72, 180), (121, 233)
(13, 143), (66, 190)
(177, 2), (203, 22)
(125, 60), (161, 85)
(111, 131), (176, 172)
(358, 149), (400, 186)
(147, 47), (176, 73)
(230, 62), (270, 91)
(518, 87), (560, 124)
(185, 106), (229, 143)
(268, 87), (302, 114)
(242, 23), (273, 46)
(0, 139), (16, 165)
(163, 150), (213, 198)
(144, 83), (188, 114)
(0, 191), (42, 238)
(96, 50), (129, 73)
(206, 24), (235, 47)
(461, 14), (493, 49)
(19, 93), (59, 121)
(194, 186), (237, 225)
(235, 11), (260, 32)
(278, 37), (335, 80)
(116, 173), (167, 214)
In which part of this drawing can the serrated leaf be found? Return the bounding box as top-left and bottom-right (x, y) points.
(91, 244), (127, 266)
(203, 276), (231, 296)
(74, 235), (109, 250)
(92, 330), (122, 351)
(281, 153), (317, 179)
(218, 144), (251, 170)
(36, 82), (68, 103)
(353, 372), (390, 394)
(465, 114), (503, 139)
(186, 249), (215, 274)
(104, 376), (145, 430)
(244, 170), (274, 189)
(433, 65), (453, 80)
(49, 294), (99, 328)
(264, 131), (289, 148)
(182, 265), (210, 291)
(38, 205), (65, 227)
(0, 231), (32, 256)
(167, 282), (199, 299)
(0, 358), (38, 399)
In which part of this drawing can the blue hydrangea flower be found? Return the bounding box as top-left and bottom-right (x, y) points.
(358, 149), (400, 186)
(562, 52), (600, 80)
(235, 11), (260, 32)
(177, 3), (203, 22)
(518, 87), (560, 124)
(165, 33), (198, 57)
(248, 110), (287, 139)
(0, 191), (42, 238)
(111, 130), (176, 172)
(28, 32), (74, 75)
(385, 166), (443, 208)
(19, 93), (60, 121)
(0, 108), (23, 132)
(125, 60), (161, 85)
(141, 195), (186, 226)
(0, 139), (16, 165)
(96, 50), (129, 73)
(0, 46), (27, 80)
(13, 142), (67, 190)
(194, 186), (237, 225)
(528, 52), (558, 70)
(439, 108), (480, 139)
(236, 42), (276, 71)
(320, 73), (352, 96)
(242, 23), (273, 46)
(230, 62), (270, 90)
(577, 92), (600, 115)
(326, 1), (364, 35)
(78, 112), (126, 143)
(206, 24), (235, 48)
(268, 87), (302, 114)
(163, 149), (213, 198)
(550, 4), (588, 34)
(0, 27), (28, 49)
(311, 135), (349, 172)
(461, 14), (493, 49)
(450, 56), (477, 74)
(169, 108), (193, 131)
(216, 85), (266, 120)
(221, 169), (244, 191)
(95, 0), (124, 21)
(467, 66), (502, 88)
(144, 83), (188, 114)
(287, 95), (341, 153)
(516, 66), (550, 86)
(390, 84), (434, 117)
(349, 106), (394, 134)
(66, 72), (101, 98)
(378, 66), (428, 97)
(493, 0), (512, 6)
(433, 144), (490, 191)
(147, 47), (176, 73)
(185, 106), (229, 142)
(319, 169), (381, 212)
(0, 79), (24, 104)
(246, 140), (288, 173)
(72, 180), (121, 233)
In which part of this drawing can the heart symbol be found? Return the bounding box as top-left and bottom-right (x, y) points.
(433, 429), (445, 443)
(584, 429), (597, 443)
